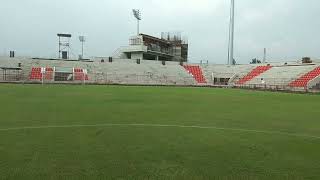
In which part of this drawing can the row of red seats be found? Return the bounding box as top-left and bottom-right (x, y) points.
(183, 65), (206, 83)
(74, 68), (83, 73)
(289, 67), (320, 87)
(74, 68), (89, 81)
(30, 67), (88, 81)
(237, 66), (272, 85)
(30, 67), (53, 80)
(44, 68), (53, 80)
(30, 67), (42, 80)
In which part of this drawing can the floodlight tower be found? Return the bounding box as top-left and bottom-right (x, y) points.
(132, 9), (142, 35)
(263, 48), (267, 63)
(79, 36), (86, 59)
(228, 0), (235, 65)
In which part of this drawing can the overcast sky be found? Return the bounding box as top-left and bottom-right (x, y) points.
(0, 0), (319, 64)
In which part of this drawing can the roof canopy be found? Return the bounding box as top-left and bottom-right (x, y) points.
(57, 34), (72, 38)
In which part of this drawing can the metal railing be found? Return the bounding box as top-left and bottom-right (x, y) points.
(0, 69), (25, 82)
(231, 83), (320, 93)
(307, 76), (320, 89)
(1, 70), (319, 93)
(90, 72), (196, 86)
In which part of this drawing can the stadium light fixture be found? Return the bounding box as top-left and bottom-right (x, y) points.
(228, 0), (235, 65)
(132, 9), (142, 35)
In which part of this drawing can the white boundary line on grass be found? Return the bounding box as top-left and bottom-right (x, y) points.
(0, 123), (320, 140)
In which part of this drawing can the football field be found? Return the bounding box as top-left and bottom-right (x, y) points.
(0, 84), (319, 180)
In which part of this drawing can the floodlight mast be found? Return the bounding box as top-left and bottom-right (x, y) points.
(79, 36), (85, 58)
(133, 9), (141, 35)
(228, 0), (235, 65)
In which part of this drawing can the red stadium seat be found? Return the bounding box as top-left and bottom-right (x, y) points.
(29, 67), (42, 80)
(74, 68), (89, 81)
(44, 67), (54, 80)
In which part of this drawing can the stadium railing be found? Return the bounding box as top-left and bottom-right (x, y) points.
(26, 71), (196, 86)
(1, 70), (319, 92)
(0, 68), (25, 83)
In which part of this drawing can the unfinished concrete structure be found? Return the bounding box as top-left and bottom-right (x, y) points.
(113, 32), (188, 62)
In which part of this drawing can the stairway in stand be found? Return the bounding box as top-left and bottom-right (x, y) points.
(289, 66), (320, 87)
(236, 66), (272, 85)
(183, 65), (206, 84)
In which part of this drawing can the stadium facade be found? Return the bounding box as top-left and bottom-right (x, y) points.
(0, 54), (319, 93)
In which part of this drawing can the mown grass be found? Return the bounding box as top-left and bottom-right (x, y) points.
(0, 84), (319, 180)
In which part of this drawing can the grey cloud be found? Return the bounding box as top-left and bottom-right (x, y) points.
(0, 0), (319, 63)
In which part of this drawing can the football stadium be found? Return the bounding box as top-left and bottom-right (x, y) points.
(1, 1), (320, 180)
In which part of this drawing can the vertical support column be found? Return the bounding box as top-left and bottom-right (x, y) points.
(53, 67), (56, 82)
(72, 67), (75, 81)
(58, 36), (61, 59)
(137, 19), (140, 36)
(68, 38), (70, 59)
(228, 0), (235, 65)
(83, 69), (87, 85)
(41, 67), (45, 85)
(82, 41), (84, 58)
(263, 48), (267, 63)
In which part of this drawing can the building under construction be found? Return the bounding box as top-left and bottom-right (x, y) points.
(114, 32), (188, 62)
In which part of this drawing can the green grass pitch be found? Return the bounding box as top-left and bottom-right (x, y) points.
(0, 84), (320, 180)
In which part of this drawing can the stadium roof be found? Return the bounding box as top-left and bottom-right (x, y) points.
(139, 34), (171, 44)
(57, 34), (72, 38)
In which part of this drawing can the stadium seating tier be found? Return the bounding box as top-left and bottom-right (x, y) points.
(183, 65), (206, 83)
(236, 66), (272, 85)
(289, 66), (320, 87)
